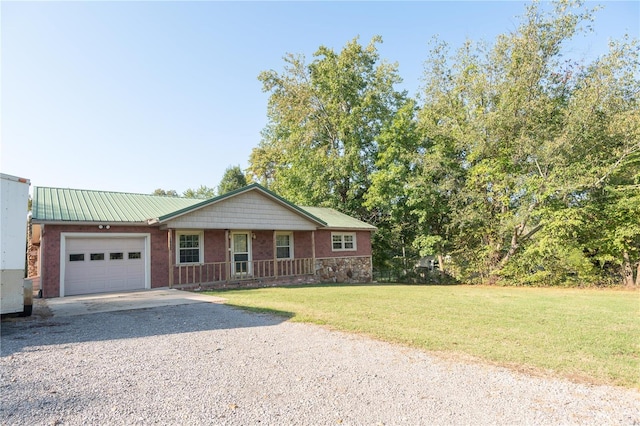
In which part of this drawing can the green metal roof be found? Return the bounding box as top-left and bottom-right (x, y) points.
(32, 187), (200, 223)
(300, 206), (377, 230)
(31, 184), (376, 231)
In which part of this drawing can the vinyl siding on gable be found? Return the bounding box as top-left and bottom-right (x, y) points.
(163, 191), (318, 230)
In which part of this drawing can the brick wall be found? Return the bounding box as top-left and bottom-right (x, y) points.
(38, 225), (169, 298)
(293, 231), (313, 258)
(203, 230), (226, 262)
(36, 225), (375, 297)
(314, 230), (372, 258)
(251, 230), (274, 261)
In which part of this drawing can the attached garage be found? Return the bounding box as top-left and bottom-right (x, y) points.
(61, 234), (151, 296)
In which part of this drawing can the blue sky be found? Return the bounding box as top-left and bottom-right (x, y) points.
(2, 1), (638, 195)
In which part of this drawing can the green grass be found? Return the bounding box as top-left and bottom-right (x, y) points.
(205, 284), (640, 389)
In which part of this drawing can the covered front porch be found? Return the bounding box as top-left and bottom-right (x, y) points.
(167, 229), (318, 287)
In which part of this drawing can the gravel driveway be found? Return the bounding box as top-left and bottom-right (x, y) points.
(1, 299), (638, 425)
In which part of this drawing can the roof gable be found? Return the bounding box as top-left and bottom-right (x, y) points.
(155, 184), (327, 230)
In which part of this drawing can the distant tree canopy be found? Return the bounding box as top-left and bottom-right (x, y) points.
(183, 185), (216, 199)
(152, 186), (214, 199)
(152, 188), (179, 197)
(152, 166), (247, 200)
(248, 0), (639, 287)
(217, 165), (247, 195)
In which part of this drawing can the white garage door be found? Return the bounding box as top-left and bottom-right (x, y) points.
(64, 237), (146, 296)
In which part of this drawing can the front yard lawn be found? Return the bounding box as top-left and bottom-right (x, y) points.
(205, 284), (639, 389)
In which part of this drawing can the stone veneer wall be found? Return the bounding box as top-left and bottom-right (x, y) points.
(26, 219), (38, 278)
(315, 256), (373, 283)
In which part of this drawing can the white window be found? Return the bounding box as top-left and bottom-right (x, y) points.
(177, 231), (204, 264)
(331, 233), (356, 251)
(276, 232), (294, 259)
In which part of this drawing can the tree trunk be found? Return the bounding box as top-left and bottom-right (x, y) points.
(437, 254), (445, 275)
(622, 251), (634, 288)
(498, 223), (543, 269)
(635, 260), (640, 288)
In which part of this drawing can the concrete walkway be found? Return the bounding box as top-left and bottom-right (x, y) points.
(44, 288), (227, 317)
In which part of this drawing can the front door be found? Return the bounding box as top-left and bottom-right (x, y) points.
(231, 232), (251, 277)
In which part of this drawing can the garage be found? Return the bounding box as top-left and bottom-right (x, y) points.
(63, 236), (148, 296)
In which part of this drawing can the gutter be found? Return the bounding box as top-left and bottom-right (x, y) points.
(30, 220), (153, 227)
(320, 227), (378, 232)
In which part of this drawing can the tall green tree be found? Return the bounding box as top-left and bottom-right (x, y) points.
(364, 99), (426, 268)
(405, 0), (639, 284)
(248, 36), (407, 223)
(217, 165), (247, 195)
(566, 36), (640, 286)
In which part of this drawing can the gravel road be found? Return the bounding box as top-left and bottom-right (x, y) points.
(1, 300), (638, 425)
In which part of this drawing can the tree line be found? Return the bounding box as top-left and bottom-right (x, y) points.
(153, 165), (247, 199)
(245, 1), (639, 287)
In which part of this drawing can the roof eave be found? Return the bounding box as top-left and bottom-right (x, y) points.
(321, 226), (378, 232)
(31, 219), (153, 227)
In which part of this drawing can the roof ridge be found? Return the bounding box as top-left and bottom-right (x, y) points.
(33, 186), (193, 199)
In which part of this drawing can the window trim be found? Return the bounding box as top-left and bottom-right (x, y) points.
(176, 230), (204, 264)
(331, 232), (357, 252)
(275, 232), (294, 259)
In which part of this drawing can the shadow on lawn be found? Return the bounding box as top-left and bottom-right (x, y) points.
(208, 281), (460, 295)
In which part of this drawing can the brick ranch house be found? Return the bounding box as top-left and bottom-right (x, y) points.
(29, 183), (376, 297)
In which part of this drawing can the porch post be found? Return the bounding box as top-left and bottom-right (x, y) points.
(273, 231), (278, 279)
(225, 230), (230, 283)
(311, 230), (316, 275)
(168, 230), (173, 288)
